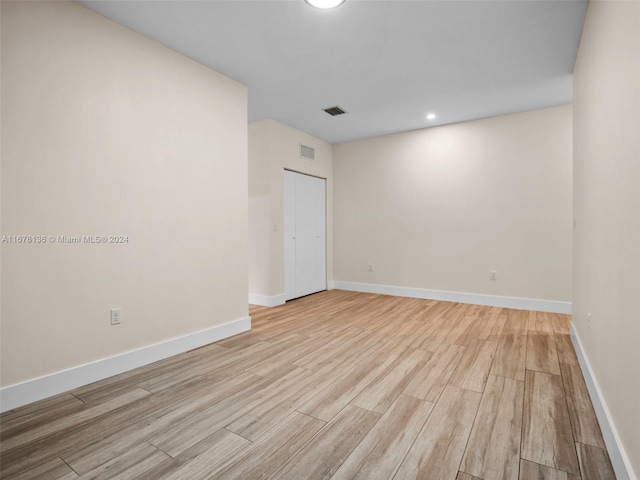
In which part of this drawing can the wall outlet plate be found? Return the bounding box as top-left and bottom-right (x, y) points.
(110, 308), (121, 325)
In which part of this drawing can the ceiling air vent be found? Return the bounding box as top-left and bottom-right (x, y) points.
(323, 105), (347, 116)
(300, 144), (315, 160)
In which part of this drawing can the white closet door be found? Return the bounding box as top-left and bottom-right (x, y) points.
(284, 171), (297, 301)
(284, 170), (326, 301)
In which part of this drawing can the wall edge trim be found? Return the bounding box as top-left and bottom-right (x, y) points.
(328, 280), (571, 313)
(0, 316), (251, 412)
(248, 293), (286, 307)
(570, 323), (637, 480)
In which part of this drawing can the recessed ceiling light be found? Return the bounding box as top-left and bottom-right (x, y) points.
(426, 113), (436, 120)
(305, 0), (346, 9)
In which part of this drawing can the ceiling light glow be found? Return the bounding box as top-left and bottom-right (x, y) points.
(426, 113), (436, 120)
(305, 0), (346, 9)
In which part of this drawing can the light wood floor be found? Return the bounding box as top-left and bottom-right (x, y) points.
(0, 290), (616, 480)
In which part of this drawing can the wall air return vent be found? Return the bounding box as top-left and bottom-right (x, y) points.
(323, 106), (347, 116)
(300, 144), (315, 160)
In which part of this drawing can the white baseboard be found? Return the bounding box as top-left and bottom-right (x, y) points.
(329, 281), (571, 314)
(0, 316), (251, 413)
(570, 323), (637, 480)
(248, 293), (286, 307)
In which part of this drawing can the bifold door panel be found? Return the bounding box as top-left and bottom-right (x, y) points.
(284, 170), (326, 301)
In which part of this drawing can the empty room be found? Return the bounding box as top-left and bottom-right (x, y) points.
(1, 1), (638, 479)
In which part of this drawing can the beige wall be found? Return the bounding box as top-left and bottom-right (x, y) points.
(1, 1), (248, 386)
(333, 105), (572, 302)
(249, 119), (333, 299)
(573, 1), (640, 477)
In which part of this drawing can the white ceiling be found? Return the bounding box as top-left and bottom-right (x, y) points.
(80, 0), (588, 143)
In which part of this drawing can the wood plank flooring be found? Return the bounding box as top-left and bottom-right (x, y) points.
(0, 290), (616, 480)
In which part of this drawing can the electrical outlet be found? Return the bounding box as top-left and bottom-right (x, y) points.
(110, 308), (122, 326)
(587, 313), (592, 331)
(368, 263), (374, 272)
(490, 270), (497, 281)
